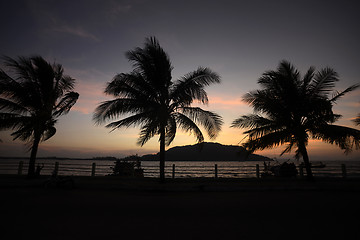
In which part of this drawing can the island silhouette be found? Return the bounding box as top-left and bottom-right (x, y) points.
(141, 142), (272, 161)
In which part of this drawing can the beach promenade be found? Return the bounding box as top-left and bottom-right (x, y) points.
(2, 176), (360, 239)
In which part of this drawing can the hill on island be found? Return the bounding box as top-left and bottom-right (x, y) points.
(141, 142), (272, 162)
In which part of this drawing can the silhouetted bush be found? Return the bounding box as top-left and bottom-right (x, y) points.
(278, 162), (298, 177)
(111, 155), (144, 177)
(263, 161), (298, 178)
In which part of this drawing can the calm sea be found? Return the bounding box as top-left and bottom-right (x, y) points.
(1, 158), (360, 178)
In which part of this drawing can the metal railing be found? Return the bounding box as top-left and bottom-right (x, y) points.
(1, 160), (360, 178)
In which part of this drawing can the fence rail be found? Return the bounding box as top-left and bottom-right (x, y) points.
(1, 160), (360, 178)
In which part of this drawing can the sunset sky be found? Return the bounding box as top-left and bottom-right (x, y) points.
(1, 0), (360, 160)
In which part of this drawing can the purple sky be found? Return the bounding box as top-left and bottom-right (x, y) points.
(1, 0), (360, 160)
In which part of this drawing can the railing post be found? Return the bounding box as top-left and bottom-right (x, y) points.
(256, 164), (260, 178)
(17, 161), (24, 175)
(299, 166), (304, 178)
(91, 162), (96, 177)
(54, 162), (59, 176)
(341, 164), (347, 178)
(215, 164), (218, 178)
(172, 164), (175, 179)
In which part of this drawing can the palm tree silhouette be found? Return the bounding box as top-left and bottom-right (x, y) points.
(93, 37), (223, 182)
(231, 61), (360, 180)
(0, 56), (79, 177)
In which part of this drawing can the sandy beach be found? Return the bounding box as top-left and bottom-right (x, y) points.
(2, 175), (360, 239)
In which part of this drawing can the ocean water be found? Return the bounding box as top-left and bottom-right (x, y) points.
(1, 158), (360, 178)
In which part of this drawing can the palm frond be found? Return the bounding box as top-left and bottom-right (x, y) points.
(53, 92), (79, 117)
(173, 112), (204, 143)
(53, 63), (75, 93)
(10, 120), (35, 141)
(0, 70), (32, 107)
(137, 119), (161, 146)
(242, 130), (293, 153)
(165, 116), (177, 146)
(57, 75), (76, 96)
(311, 125), (360, 153)
(278, 60), (299, 79)
(301, 66), (315, 93)
(280, 140), (296, 156)
(258, 61), (300, 93)
(93, 98), (157, 124)
(171, 67), (220, 105)
(242, 90), (280, 115)
(180, 107), (223, 139)
(329, 84), (359, 103)
(31, 56), (55, 91)
(309, 67), (339, 96)
(2, 56), (36, 83)
(42, 126), (57, 141)
(125, 36), (173, 91)
(0, 98), (29, 114)
(232, 114), (284, 140)
(257, 71), (278, 90)
(105, 72), (155, 100)
(231, 114), (273, 129)
(105, 112), (157, 131)
(0, 113), (30, 131)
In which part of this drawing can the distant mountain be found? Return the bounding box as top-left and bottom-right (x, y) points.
(141, 142), (272, 161)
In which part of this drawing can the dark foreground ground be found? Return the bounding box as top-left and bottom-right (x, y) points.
(1, 175), (360, 239)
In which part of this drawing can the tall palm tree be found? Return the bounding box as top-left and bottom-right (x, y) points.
(93, 37), (223, 182)
(231, 60), (360, 180)
(0, 56), (79, 177)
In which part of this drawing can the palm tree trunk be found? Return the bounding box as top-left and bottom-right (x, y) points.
(298, 141), (313, 181)
(28, 136), (41, 177)
(159, 125), (166, 183)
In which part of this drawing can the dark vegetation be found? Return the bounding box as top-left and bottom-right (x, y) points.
(0, 56), (79, 177)
(231, 61), (360, 180)
(93, 37), (223, 182)
(110, 155), (144, 177)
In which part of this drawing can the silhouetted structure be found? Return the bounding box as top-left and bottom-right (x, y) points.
(0, 56), (79, 177)
(231, 60), (360, 180)
(93, 37), (223, 182)
(35, 163), (44, 177)
(111, 155), (144, 177)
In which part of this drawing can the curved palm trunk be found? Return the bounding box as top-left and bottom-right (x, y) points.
(28, 136), (41, 177)
(159, 125), (166, 183)
(298, 141), (313, 181)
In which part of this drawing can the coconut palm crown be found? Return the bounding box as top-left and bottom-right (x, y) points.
(0, 56), (79, 176)
(231, 60), (360, 179)
(93, 37), (223, 182)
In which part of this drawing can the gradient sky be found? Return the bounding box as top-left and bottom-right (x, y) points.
(1, 0), (360, 160)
